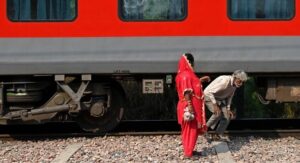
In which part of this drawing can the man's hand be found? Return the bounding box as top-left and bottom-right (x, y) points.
(200, 76), (211, 83)
(227, 110), (235, 119)
(213, 105), (221, 116)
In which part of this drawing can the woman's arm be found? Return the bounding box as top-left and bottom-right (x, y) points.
(184, 90), (193, 112)
(200, 76), (211, 83)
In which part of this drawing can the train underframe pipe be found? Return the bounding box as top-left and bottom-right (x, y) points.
(0, 74), (125, 133)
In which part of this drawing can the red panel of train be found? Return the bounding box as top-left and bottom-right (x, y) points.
(0, 0), (299, 37)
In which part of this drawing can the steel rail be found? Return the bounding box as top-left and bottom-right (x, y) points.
(0, 130), (299, 141)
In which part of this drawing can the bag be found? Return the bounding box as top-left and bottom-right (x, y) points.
(183, 107), (194, 121)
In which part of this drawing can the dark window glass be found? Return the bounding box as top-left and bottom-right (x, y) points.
(229, 0), (294, 20)
(7, 0), (77, 21)
(119, 0), (186, 21)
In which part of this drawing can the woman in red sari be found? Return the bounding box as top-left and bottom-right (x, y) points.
(175, 53), (209, 158)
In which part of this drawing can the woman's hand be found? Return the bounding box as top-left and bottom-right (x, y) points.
(187, 103), (194, 113)
(197, 122), (202, 129)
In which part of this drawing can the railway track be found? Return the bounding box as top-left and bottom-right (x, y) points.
(0, 119), (299, 139)
(0, 130), (299, 140)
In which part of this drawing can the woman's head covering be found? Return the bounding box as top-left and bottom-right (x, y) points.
(177, 53), (194, 73)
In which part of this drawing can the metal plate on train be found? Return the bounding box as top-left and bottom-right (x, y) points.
(0, 37), (300, 74)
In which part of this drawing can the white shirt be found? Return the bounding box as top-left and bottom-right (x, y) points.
(204, 75), (236, 109)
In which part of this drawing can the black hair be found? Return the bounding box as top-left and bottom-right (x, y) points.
(184, 53), (194, 67)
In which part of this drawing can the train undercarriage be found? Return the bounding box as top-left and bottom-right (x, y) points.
(0, 74), (125, 133)
(0, 74), (299, 133)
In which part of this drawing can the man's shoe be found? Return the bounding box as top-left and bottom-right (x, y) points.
(204, 133), (212, 143)
(219, 135), (230, 142)
(211, 134), (221, 141)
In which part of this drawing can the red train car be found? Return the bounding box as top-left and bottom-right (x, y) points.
(0, 0), (299, 132)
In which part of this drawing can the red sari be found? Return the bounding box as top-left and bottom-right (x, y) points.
(175, 55), (207, 157)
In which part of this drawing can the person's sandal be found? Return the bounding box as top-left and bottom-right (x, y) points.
(184, 155), (199, 160)
(212, 134), (221, 141)
(219, 135), (230, 142)
(192, 151), (202, 156)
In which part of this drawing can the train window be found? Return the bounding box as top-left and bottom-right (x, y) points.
(228, 0), (295, 20)
(119, 0), (187, 21)
(7, 0), (77, 21)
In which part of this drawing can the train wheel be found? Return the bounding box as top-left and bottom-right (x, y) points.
(76, 85), (124, 133)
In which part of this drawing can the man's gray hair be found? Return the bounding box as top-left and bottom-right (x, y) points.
(233, 70), (248, 81)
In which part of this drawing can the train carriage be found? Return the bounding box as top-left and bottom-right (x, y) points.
(0, 0), (299, 132)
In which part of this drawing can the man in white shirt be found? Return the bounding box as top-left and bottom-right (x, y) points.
(204, 70), (248, 140)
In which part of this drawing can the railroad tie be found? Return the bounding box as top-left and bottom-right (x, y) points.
(212, 141), (235, 163)
(51, 143), (83, 163)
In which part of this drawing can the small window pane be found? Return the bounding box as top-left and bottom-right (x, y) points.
(120, 0), (186, 21)
(229, 0), (294, 20)
(7, 0), (77, 21)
